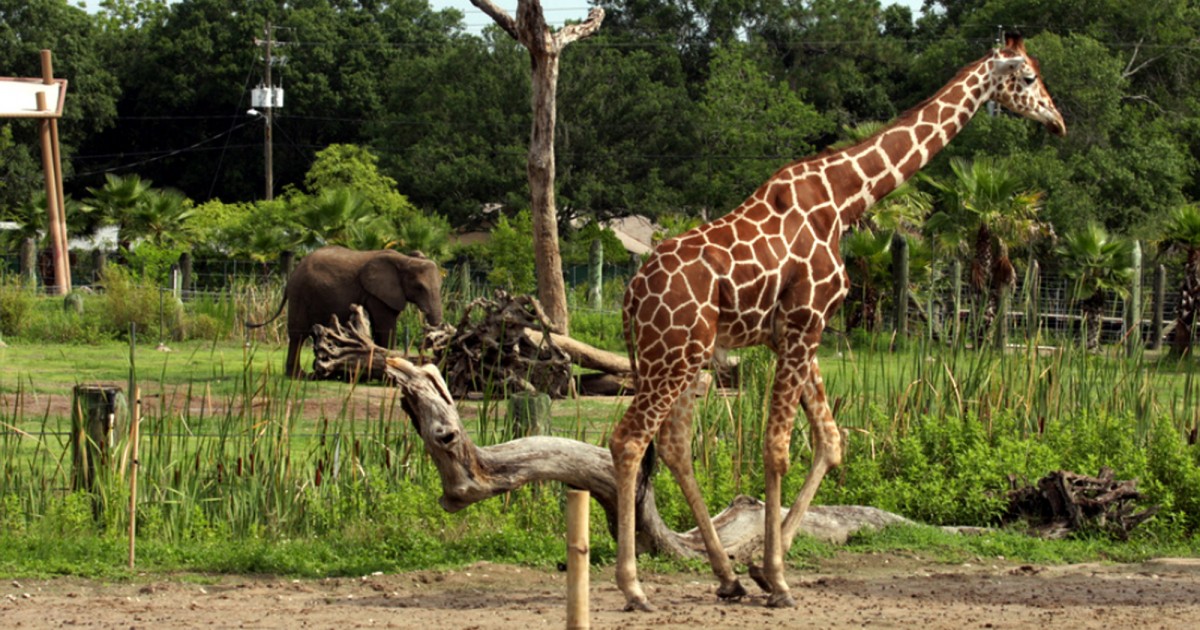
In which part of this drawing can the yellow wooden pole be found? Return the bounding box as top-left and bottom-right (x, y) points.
(41, 50), (71, 291)
(566, 489), (590, 629)
(36, 91), (68, 295)
(127, 387), (141, 569)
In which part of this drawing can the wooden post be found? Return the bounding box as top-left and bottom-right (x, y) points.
(179, 251), (193, 294)
(36, 91), (69, 296)
(127, 386), (141, 569)
(71, 385), (124, 497)
(91, 248), (108, 283)
(1027, 260), (1041, 343)
(891, 232), (908, 338)
(509, 391), (551, 438)
(1125, 241), (1143, 356)
(951, 259), (963, 345)
(588, 238), (603, 310)
(566, 489), (590, 630)
(279, 250), (295, 279)
(19, 237), (38, 286)
(42, 50), (71, 294)
(994, 284), (1011, 350)
(1152, 264), (1166, 351)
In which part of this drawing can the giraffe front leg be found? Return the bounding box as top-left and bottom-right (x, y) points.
(781, 357), (842, 548)
(611, 411), (655, 612)
(758, 351), (809, 609)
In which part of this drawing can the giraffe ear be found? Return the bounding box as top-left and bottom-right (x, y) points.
(1004, 32), (1025, 52)
(994, 55), (1026, 75)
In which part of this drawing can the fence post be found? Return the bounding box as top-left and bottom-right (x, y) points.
(460, 259), (472, 302)
(1125, 241), (1143, 356)
(279, 250), (296, 279)
(588, 238), (603, 310)
(951, 259), (962, 345)
(891, 232), (909, 338)
(1027, 260), (1041, 343)
(994, 284), (1011, 350)
(90, 249), (107, 284)
(179, 251), (193, 294)
(19, 237), (37, 286)
(1152, 264), (1166, 351)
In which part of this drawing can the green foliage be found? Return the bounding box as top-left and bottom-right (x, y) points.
(0, 277), (35, 337)
(692, 42), (832, 215)
(97, 264), (180, 339)
(560, 221), (628, 266)
(485, 211), (536, 294)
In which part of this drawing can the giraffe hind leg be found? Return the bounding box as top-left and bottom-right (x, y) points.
(655, 371), (746, 601)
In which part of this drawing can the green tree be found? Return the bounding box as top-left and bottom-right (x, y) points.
(1057, 223), (1135, 352)
(692, 42), (831, 216)
(486, 210), (536, 294)
(0, 0), (121, 192)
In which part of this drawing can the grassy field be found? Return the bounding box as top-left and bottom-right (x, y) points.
(4, 287), (1200, 579)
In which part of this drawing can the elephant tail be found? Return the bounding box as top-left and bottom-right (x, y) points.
(245, 294), (288, 329)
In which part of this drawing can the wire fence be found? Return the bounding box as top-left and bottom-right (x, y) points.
(1, 249), (1190, 349)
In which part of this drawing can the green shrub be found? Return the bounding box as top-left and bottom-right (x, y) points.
(0, 278), (35, 337)
(98, 264), (180, 339)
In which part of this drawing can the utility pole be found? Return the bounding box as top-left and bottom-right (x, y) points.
(253, 21), (284, 201)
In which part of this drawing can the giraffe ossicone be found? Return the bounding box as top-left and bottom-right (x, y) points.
(610, 33), (1065, 611)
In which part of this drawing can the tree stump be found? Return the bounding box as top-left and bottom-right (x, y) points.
(424, 291), (573, 398)
(71, 385), (125, 494)
(1004, 468), (1159, 539)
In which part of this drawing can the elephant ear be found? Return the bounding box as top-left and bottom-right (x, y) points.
(359, 256), (407, 312)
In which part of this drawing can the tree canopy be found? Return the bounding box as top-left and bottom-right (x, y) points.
(0, 0), (1196, 252)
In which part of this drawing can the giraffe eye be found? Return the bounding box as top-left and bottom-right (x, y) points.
(1023, 76), (1036, 87)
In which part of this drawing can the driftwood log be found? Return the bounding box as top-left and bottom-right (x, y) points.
(312, 305), (910, 563)
(1004, 468), (1159, 539)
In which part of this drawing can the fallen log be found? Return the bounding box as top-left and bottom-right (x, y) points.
(311, 305), (913, 563)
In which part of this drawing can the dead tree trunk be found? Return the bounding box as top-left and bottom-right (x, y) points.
(468, 0), (605, 335)
(313, 305), (912, 562)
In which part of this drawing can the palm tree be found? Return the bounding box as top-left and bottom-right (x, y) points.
(1058, 223), (1135, 352)
(838, 137), (932, 335)
(85, 173), (152, 252)
(843, 227), (891, 332)
(1160, 203), (1200, 356)
(926, 157), (1050, 343)
(296, 188), (382, 251)
(1, 192), (47, 285)
(131, 189), (194, 248)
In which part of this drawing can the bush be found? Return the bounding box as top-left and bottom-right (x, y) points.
(98, 264), (181, 339)
(0, 278), (35, 338)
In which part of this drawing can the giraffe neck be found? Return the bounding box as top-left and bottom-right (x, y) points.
(829, 54), (998, 226)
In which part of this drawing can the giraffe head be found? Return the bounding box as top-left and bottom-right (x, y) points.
(989, 33), (1066, 137)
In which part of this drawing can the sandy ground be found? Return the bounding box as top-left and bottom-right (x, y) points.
(4, 553), (1200, 629)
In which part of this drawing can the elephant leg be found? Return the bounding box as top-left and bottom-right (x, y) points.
(367, 300), (401, 350)
(285, 334), (304, 379)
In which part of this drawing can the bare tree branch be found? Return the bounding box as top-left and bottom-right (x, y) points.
(468, 0), (518, 41)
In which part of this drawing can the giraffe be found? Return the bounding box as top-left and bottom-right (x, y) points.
(610, 33), (1065, 611)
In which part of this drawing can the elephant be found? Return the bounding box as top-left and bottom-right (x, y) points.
(246, 246), (444, 378)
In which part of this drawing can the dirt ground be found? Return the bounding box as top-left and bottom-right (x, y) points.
(4, 553), (1200, 629)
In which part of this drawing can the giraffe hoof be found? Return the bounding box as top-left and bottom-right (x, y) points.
(716, 579), (747, 601)
(623, 597), (655, 612)
(747, 564), (772, 593)
(766, 591), (797, 609)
